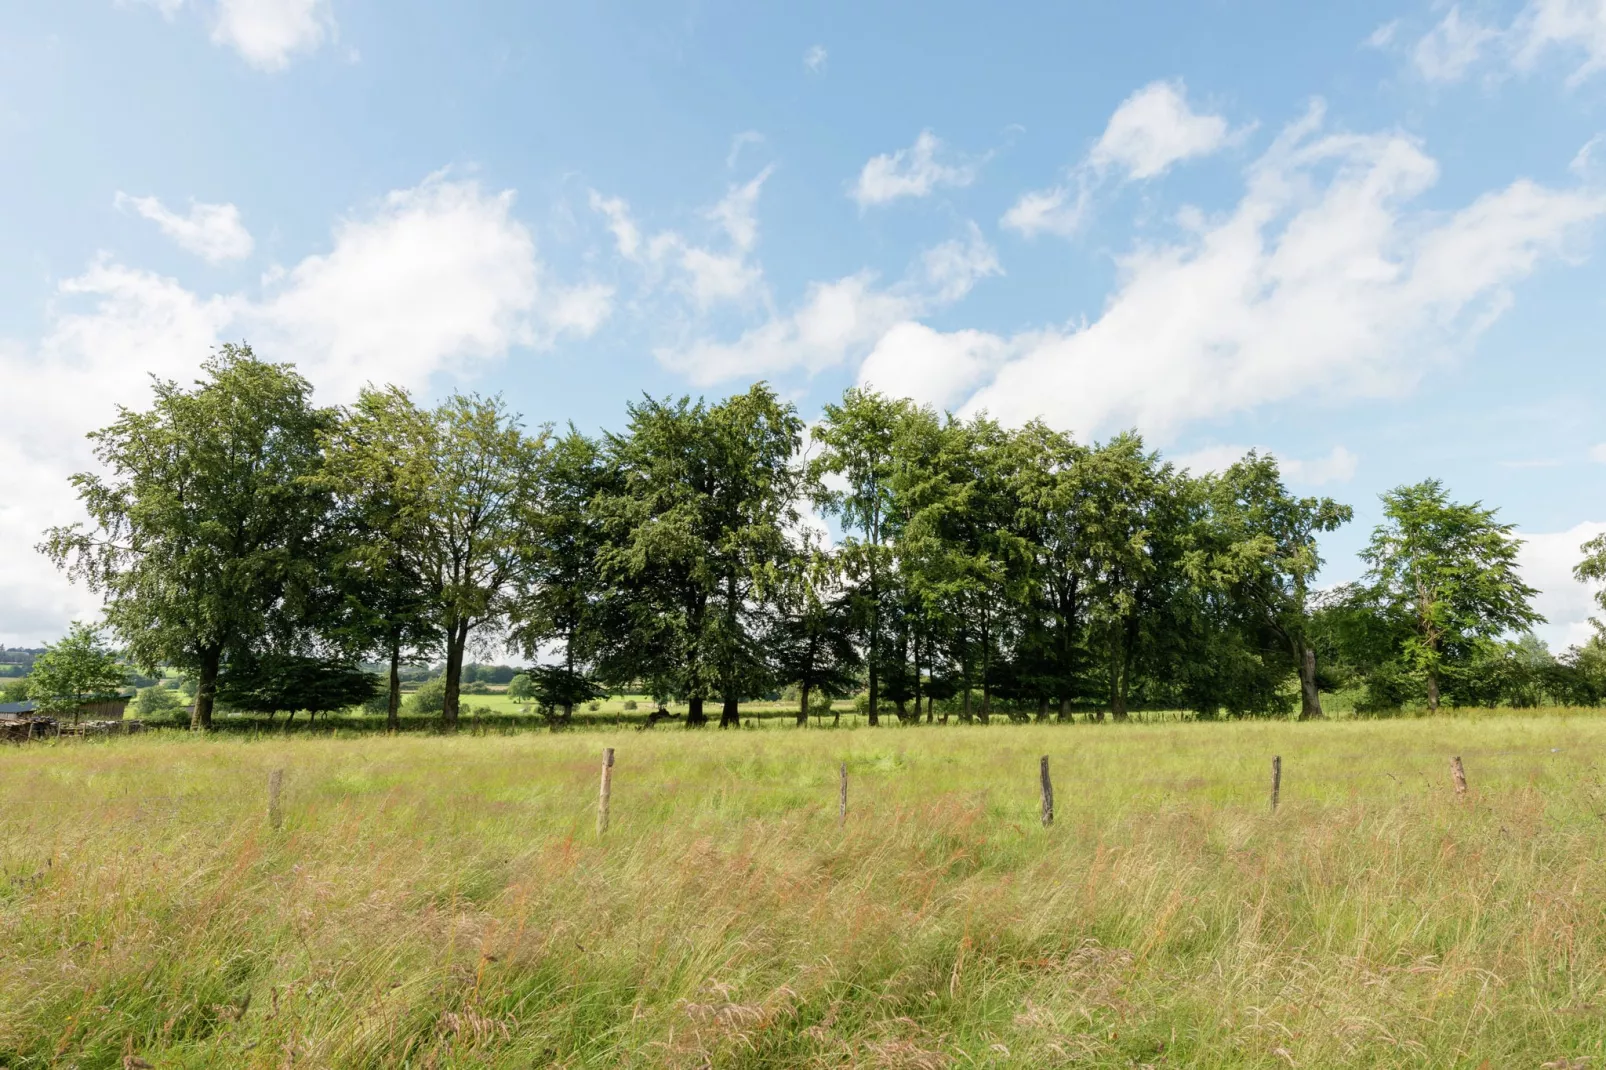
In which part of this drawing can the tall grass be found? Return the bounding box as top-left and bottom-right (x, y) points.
(3, 714), (1605, 1067)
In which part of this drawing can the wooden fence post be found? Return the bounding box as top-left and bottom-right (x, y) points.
(1039, 755), (1054, 827)
(598, 748), (615, 835)
(838, 761), (848, 826)
(267, 769), (284, 830)
(1451, 756), (1467, 796)
(1270, 755), (1281, 812)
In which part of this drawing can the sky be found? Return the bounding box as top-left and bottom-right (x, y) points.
(4, 0), (1606, 651)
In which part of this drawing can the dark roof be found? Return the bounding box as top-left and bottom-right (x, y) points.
(0, 701), (38, 715)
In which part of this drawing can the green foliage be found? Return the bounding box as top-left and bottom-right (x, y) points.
(215, 655), (378, 716)
(0, 677), (31, 704)
(41, 345), (333, 729)
(131, 684), (185, 719)
(1362, 480), (1541, 710)
(407, 677), (446, 714)
(26, 622), (127, 717)
(506, 673), (534, 701)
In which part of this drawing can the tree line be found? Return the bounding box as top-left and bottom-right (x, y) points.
(39, 344), (1594, 731)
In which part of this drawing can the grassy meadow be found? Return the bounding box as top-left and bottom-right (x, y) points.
(3, 714), (1606, 1067)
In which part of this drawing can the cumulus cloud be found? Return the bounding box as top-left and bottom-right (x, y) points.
(115, 193), (255, 262)
(999, 183), (1091, 239)
(910, 104), (1606, 437)
(589, 168), (773, 309)
(1090, 80), (1232, 180)
(659, 225), (1001, 385)
(1409, 0), (1606, 84)
(1173, 444), (1359, 486)
(804, 45), (827, 73)
(123, 0), (336, 70)
(1003, 79), (1232, 238)
(0, 173), (606, 643)
(1517, 521), (1606, 649)
(212, 0), (336, 70)
(857, 322), (1011, 411)
(851, 131), (984, 208)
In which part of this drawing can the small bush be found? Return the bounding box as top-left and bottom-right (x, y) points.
(623, 699), (638, 711)
(587, 700), (601, 711)
(132, 685), (184, 718)
(408, 677), (446, 714)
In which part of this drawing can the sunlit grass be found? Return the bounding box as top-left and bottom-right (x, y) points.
(3, 713), (1605, 1067)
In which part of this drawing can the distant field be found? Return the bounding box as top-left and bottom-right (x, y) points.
(4, 713), (1605, 1067)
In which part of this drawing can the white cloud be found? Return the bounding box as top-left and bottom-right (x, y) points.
(922, 105), (1606, 438)
(1003, 79), (1230, 238)
(1171, 444), (1358, 485)
(1000, 182), (1090, 239)
(1589, 443), (1606, 462)
(804, 45), (827, 73)
(588, 170), (773, 309)
(1089, 80), (1231, 180)
(857, 322), (1010, 411)
(1407, 0), (1606, 84)
(659, 226), (1000, 385)
(118, 0), (186, 18)
(1571, 134), (1604, 176)
(1412, 6), (1501, 81)
(115, 193), (255, 262)
(212, 0), (335, 70)
(1515, 0), (1606, 82)
(1517, 521), (1606, 649)
(0, 174), (605, 643)
(1368, 20), (1402, 48)
(851, 131), (983, 208)
(727, 131), (764, 170)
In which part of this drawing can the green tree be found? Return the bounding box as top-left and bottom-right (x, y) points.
(506, 673), (535, 701)
(317, 386), (439, 731)
(215, 654), (377, 725)
(26, 622), (128, 723)
(509, 428), (615, 721)
(1362, 479), (1540, 712)
(595, 386), (802, 727)
(772, 534), (862, 726)
(42, 345), (332, 729)
(811, 389), (914, 726)
(1201, 452), (1352, 719)
(353, 393), (545, 728)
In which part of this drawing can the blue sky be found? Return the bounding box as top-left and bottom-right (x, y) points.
(4, 0), (1606, 649)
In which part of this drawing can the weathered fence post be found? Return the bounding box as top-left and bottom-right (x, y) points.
(838, 761), (848, 826)
(267, 768), (284, 830)
(1039, 755), (1054, 827)
(598, 748), (615, 835)
(1270, 755), (1281, 812)
(1451, 756), (1467, 796)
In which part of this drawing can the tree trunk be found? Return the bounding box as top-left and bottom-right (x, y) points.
(1110, 626), (1131, 721)
(797, 681), (810, 727)
(912, 628), (923, 726)
(191, 645), (221, 730)
(927, 694), (935, 724)
(1426, 668), (1440, 713)
(443, 620), (468, 729)
(386, 637), (401, 732)
(1297, 643), (1324, 720)
(1036, 696), (1049, 723)
(979, 604), (991, 724)
(687, 694), (707, 727)
(720, 694), (740, 728)
(1058, 695), (1070, 722)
